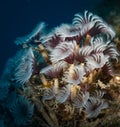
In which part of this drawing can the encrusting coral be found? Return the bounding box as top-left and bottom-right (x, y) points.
(0, 10), (120, 127)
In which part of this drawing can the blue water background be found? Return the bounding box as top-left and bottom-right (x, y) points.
(0, 0), (103, 76)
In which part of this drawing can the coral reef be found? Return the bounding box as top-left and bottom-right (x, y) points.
(0, 10), (120, 127)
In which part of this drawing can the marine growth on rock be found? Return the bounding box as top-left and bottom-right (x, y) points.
(0, 10), (120, 127)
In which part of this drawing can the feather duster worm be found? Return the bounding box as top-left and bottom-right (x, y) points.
(2, 47), (35, 88)
(64, 65), (85, 85)
(72, 10), (115, 40)
(50, 41), (77, 63)
(42, 87), (55, 101)
(15, 22), (46, 46)
(13, 48), (35, 85)
(72, 91), (89, 108)
(40, 61), (68, 78)
(1, 10), (119, 127)
(42, 84), (70, 103)
(8, 95), (34, 126)
(83, 91), (108, 118)
(35, 11), (119, 124)
(55, 83), (71, 103)
(37, 11), (118, 122)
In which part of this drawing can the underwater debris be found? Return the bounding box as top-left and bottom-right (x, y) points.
(1, 10), (120, 127)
